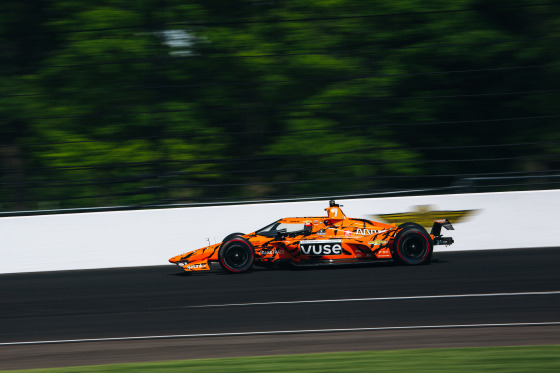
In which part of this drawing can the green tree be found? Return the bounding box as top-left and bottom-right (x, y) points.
(1, 0), (559, 211)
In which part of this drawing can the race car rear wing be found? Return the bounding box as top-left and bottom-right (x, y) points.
(430, 219), (454, 246)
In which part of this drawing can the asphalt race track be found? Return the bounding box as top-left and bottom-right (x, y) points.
(1, 247), (559, 370)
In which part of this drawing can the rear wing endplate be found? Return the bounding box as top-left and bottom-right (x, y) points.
(430, 219), (454, 236)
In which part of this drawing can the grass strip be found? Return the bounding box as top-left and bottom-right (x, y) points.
(9, 345), (560, 372)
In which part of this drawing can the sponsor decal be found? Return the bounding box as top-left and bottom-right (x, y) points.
(369, 205), (478, 229)
(368, 240), (388, 245)
(186, 262), (209, 270)
(344, 230), (351, 236)
(260, 249), (279, 256)
(317, 229), (326, 236)
(300, 239), (343, 256)
(376, 249), (392, 258)
(355, 228), (380, 235)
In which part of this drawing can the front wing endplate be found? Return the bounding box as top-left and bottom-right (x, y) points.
(181, 260), (210, 272)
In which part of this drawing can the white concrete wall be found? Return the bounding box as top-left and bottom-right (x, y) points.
(1, 189), (559, 274)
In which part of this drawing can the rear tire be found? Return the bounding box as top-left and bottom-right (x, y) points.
(398, 222), (427, 232)
(218, 237), (254, 273)
(393, 224), (433, 265)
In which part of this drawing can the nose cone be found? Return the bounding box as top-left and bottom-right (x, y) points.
(169, 254), (183, 263)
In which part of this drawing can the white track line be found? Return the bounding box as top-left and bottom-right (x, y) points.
(187, 290), (560, 308)
(1, 322), (559, 346)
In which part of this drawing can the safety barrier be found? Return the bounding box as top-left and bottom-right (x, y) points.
(1, 189), (558, 274)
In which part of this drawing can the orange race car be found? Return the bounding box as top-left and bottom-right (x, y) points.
(169, 200), (454, 273)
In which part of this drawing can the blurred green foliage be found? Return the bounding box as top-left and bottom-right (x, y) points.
(1, 0), (559, 211)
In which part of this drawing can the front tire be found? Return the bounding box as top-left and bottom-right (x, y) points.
(218, 237), (254, 273)
(221, 232), (246, 243)
(393, 224), (433, 265)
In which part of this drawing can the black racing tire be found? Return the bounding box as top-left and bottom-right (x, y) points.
(393, 224), (433, 265)
(398, 222), (427, 232)
(221, 232), (246, 243)
(218, 237), (254, 273)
